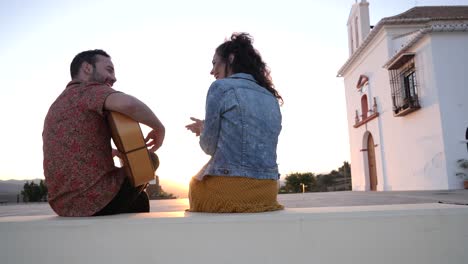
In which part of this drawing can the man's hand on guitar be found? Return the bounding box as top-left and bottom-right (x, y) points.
(112, 148), (123, 159)
(145, 129), (164, 152)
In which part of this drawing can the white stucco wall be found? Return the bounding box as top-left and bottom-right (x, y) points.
(380, 34), (448, 190)
(389, 26), (425, 55)
(341, 15), (468, 191)
(3, 204), (468, 264)
(341, 26), (466, 191)
(342, 30), (388, 191)
(347, 1), (370, 56)
(431, 32), (468, 189)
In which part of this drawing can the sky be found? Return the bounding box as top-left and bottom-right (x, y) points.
(1, 0), (467, 196)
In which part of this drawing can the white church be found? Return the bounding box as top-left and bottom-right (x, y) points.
(337, 1), (468, 191)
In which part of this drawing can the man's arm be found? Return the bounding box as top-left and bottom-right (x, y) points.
(104, 92), (165, 151)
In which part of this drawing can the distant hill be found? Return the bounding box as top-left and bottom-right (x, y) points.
(0, 179), (42, 194)
(0, 179), (43, 203)
(0, 178), (189, 202)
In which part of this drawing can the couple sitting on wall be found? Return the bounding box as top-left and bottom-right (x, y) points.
(42, 33), (284, 217)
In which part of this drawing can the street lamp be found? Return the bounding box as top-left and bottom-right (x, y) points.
(300, 183), (307, 193)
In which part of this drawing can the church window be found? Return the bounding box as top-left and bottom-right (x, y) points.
(387, 53), (420, 116)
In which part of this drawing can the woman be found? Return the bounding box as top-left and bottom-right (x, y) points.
(186, 33), (284, 213)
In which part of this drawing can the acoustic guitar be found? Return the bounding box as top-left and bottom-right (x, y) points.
(107, 111), (159, 187)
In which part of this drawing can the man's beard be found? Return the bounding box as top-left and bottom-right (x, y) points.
(90, 66), (112, 87)
(90, 68), (105, 84)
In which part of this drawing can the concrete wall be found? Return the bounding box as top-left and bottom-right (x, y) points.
(1, 204), (468, 264)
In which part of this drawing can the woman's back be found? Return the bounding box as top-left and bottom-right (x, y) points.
(211, 73), (281, 176)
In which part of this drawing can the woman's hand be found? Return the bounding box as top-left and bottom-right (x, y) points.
(185, 117), (204, 136)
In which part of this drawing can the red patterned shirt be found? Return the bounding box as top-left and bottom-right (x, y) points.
(43, 81), (125, 216)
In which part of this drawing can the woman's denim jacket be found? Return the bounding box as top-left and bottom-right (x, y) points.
(198, 73), (282, 180)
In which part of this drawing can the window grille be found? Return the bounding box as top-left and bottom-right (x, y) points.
(389, 58), (420, 116)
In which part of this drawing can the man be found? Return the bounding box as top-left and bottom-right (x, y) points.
(43, 49), (165, 217)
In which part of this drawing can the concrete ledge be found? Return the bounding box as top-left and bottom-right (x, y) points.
(1, 203), (468, 264)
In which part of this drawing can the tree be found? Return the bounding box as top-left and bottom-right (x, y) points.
(316, 174), (336, 192)
(21, 180), (47, 202)
(281, 172), (317, 193)
(339, 161), (351, 175)
(339, 161), (352, 190)
(278, 161), (352, 194)
(317, 162), (352, 191)
(39, 180), (48, 201)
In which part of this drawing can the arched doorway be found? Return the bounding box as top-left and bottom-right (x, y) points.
(367, 134), (378, 191)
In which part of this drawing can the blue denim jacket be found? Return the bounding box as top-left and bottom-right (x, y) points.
(198, 73), (282, 180)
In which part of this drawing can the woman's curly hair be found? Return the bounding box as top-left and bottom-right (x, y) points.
(216, 33), (283, 104)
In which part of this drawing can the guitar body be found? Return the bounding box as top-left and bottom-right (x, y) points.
(107, 111), (158, 187)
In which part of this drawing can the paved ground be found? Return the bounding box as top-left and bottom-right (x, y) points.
(1, 190), (467, 217)
(280, 189), (468, 207)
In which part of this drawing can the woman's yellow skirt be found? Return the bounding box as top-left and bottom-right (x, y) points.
(188, 175), (284, 213)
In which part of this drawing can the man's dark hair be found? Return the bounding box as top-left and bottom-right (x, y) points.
(70, 49), (110, 79)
